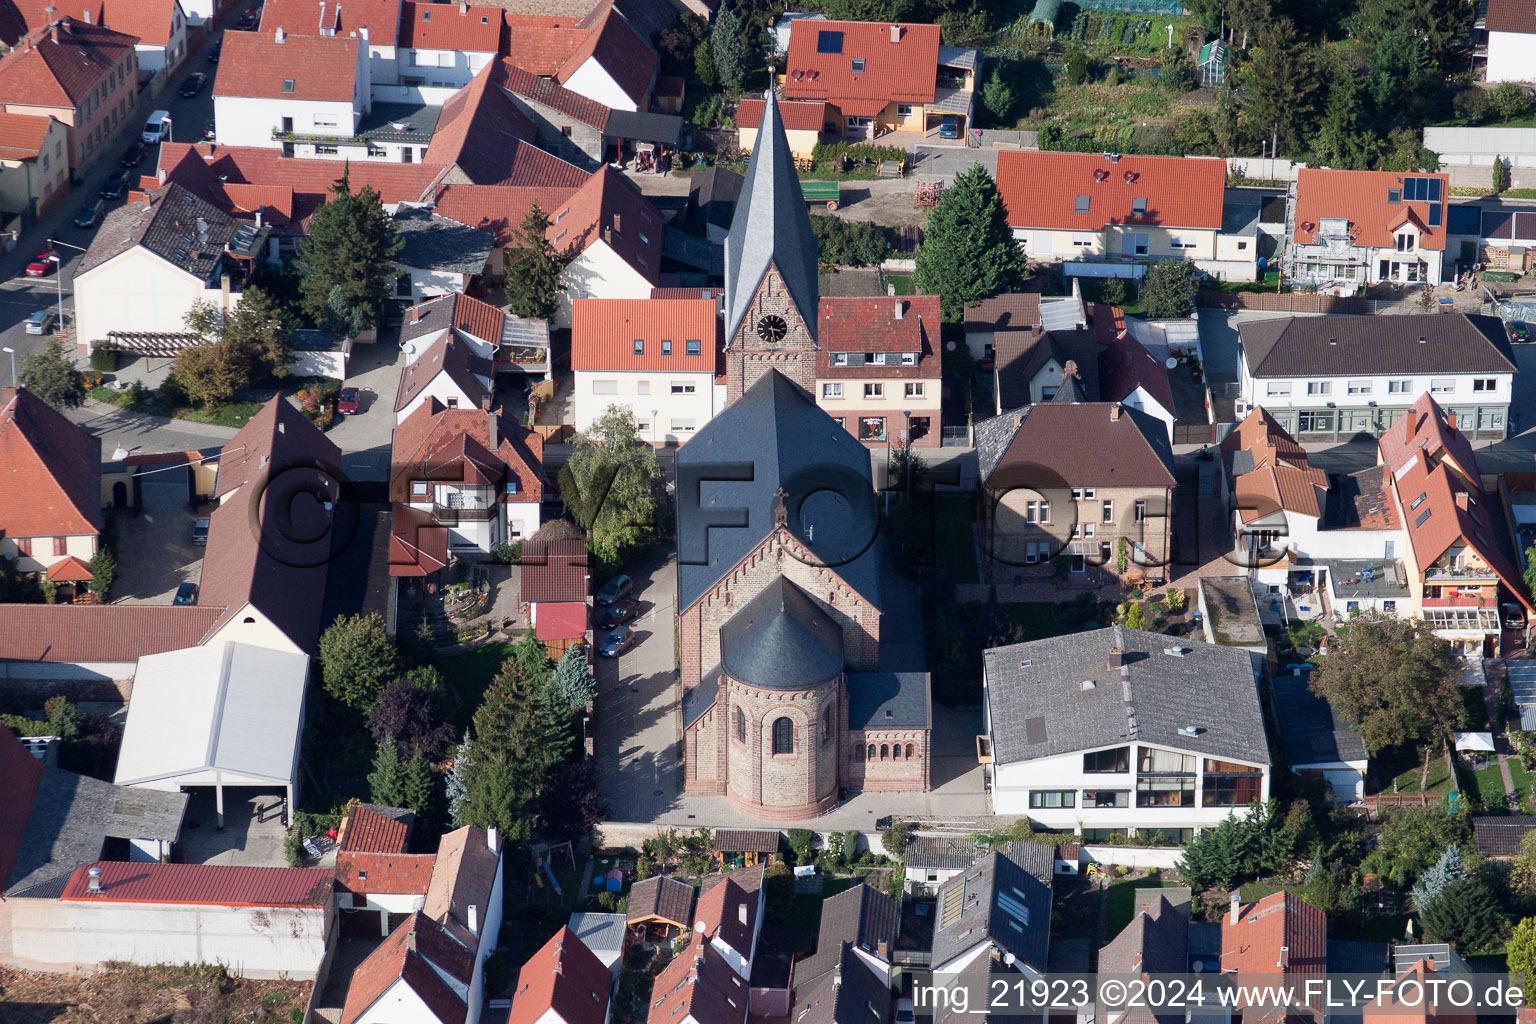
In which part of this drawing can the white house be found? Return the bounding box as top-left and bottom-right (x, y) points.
(692, 867), (764, 980)
(108, 0), (189, 76)
(551, 166), (662, 326)
(571, 296), (722, 444)
(1288, 169), (1450, 287)
(982, 626), (1271, 843)
(1097, 307), (1175, 442)
(928, 846), (1053, 976)
(1486, 0), (1536, 83)
(73, 183), (243, 353)
(257, 0), (402, 92)
(394, 332), (492, 421)
(211, 28), (369, 151)
(400, 290), (514, 364)
(1236, 313), (1518, 442)
(394, 0), (500, 96)
(391, 205), (494, 303)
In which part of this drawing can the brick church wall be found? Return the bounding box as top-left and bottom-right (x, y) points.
(726, 264), (817, 403)
(724, 675), (841, 820)
(845, 730), (930, 791)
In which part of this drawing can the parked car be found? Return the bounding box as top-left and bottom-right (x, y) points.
(179, 72), (207, 97)
(201, 119), (217, 141)
(597, 597), (638, 631)
(173, 581), (198, 605)
(141, 109), (171, 145)
(337, 386), (359, 414)
(120, 141), (146, 166)
(24, 309), (56, 335)
(938, 115), (960, 139)
(895, 1000), (915, 1024)
(100, 172), (127, 199)
(598, 625), (635, 658)
(595, 573), (632, 606)
(1511, 321), (1531, 343)
(207, 40), (221, 62)
(235, 8), (258, 28)
(25, 248), (56, 277)
(74, 199), (104, 229)
(192, 519), (210, 545)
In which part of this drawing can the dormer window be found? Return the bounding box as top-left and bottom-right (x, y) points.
(1396, 231), (1415, 252)
(1075, 194), (1090, 213)
(1131, 197), (1147, 213)
(422, 8), (430, 18)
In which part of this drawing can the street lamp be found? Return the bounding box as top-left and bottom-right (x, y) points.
(651, 409), (658, 447)
(47, 237), (90, 350)
(902, 410), (912, 502)
(2, 346), (14, 387)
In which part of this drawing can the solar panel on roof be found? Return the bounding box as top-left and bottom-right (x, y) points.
(1429, 178), (1441, 201)
(1429, 203), (1442, 228)
(817, 30), (842, 53)
(172, 248), (189, 262)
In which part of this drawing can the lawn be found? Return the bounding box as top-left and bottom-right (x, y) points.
(1104, 877), (1179, 938)
(1391, 756), (1453, 795)
(1511, 759), (1534, 811)
(1239, 880), (1285, 903)
(440, 640), (514, 729)
(1462, 763), (1507, 808)
(87, 384), (266, 427)
(782, 877), (851, 932)
(884, 273), (915, 296)
(934, 496), (980, 585)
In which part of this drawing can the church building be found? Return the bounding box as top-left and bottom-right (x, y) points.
(675, 93), (933, 820)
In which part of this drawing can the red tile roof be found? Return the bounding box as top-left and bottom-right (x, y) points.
(1367, 960), (1477, 1024)
(549, 165), (661, 282)
(694, 871), (759, 966)
(0, 0), (102, 40)
(510, 927), (612, 1024)
(1094, 305), (1174, 415)
(61, 862), (334, 906)
(1222, 406), (1328, 522)
(1219, 891), (1326, 1017)
(336, 851), (437, 895)
(557, 6), (655, 107)
(504, 14), (586, 74)
(0, 727), (46, 891)
(784, 19), (939, 114)
(571, 297), (718, 371)
(212, 30), (359, 102)
(1293, 168), (1450, 251)
(817, 295), (937, 351)
(160, 142), (438, 205)
(426, 65), (588, 190)
(0, 18), (137, 109)
(1486, 0), (1536, 35)
(339, 804), (411, 853)
(389, 503), (449, 577)
(451, 292), (505, 343)
(398, 0), (501, 49)
(0, 387), (102, 537)
(736, 97), (828, 132)
(100, 0), (179, 47)
(423, 825), (501, 949)
(996, 151), (1227, 231)
(0, 111), (53, 160)
(0, 604), (221, 662)
(342, 913), (472, 1024)
(430, 183), (583, 246)
(534, 600), (587, 640)
(521, 528), (588, 602)
(389, 398), (544, 504)
(44, 555), (95, 581)
(259, 0), (401, 42)
(646, 935), (749, 1024)
(499, 59), (611, 131)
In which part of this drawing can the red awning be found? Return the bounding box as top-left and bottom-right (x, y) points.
(534, 601), (587, 640)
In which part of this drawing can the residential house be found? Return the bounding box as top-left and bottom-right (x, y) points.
(981, 625), (1271, 839)
(571, 296), (722, 444)
(782, 20), (977, 140)
(995, 151), (1252, 281)
(816, 295), (942, 449)
(568, 911), (628, 976)
(341, 912), (477, 1024)
(1236, 313), (1517, 441)
(550, 166), (663, 325)
(928, 846), (1053, 975)
(391, 204), (494, 302)
(1472, 816), (1536, 857)
(1288, 169), (1451, 287)
(429, 182), (584, 286)
(390, 396), (545, 562)
(73, 182), (242, 354)
(791, 944), (891, 1024)
(211, 29), (370, 153)
(791, 881), (898, 999)
(334, 803), (436, 937)
(507, 927), (613, 1024)
(1367, 960), (1477, 1024)
(645, 934), (750, 1024)
(394, 333), (493, 420)
(693, 866), (765, 980)
(1487, 0), (1536, 83)
(496, 60), (680, 172)
(1098, 313), (1175, 443)
(902, 836), (987, 891)
(625, 874), (693, 941)
(735, 97), (827, 164)
(519, 523), (590, 659)
(975, 394), (1176, 572)
(1379, 393), (1534, 656)
(504, 6), (657, 112)
(0, 16), (140, 173)
(0, 111), (69, 217)
(1272, 669), (1369, 804)
(0, 0), (185, 73)
(683, 166), (742, 244)
(424, 826), (505, 1022)
(991, 330), (1098, 414)
(0, 387), (105, 591)
(422, 64), (589, 191)
(1221, 406), (1407, 622)
(1220, 891), (1326, 1022)
(256, 0), (401, 89)
(962, 292), (1040, 364)
(400, 289), (549, 378)
(1097, 895), (1187, 1024)
(395, 0), (501, 95)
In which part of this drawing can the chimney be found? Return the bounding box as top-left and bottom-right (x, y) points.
(50, 23), (58, 41)
(82, 8), (89, 21)
(468, 904), (479, 936)
(86, 866), (102, 894)
(255, 206), (264, 229)
(407, 929), (417, 953)
(876, 939), (889, 958)
(460, 0), (467, 11)
(1278, 945), (1289, 970)
(157, 166), (167, 185)
(603, 226), (612, 245)
(142, 192), (153, 210)
(275, 25), (285, 42)
(1456, 491), (1470, 510)
(488, 826), (498, 853)
(612, 213), (621, 233)
(1229, 892), (1240, 925)
(1110, 402), (1121, 421)
(894, 300), (903, 320)
(221, 272), (231, 309)
(889, 23), (901, 42)
(484, 393), (497, 448)
(738, 903), (748, 926)
(1012, 414), (1022, 428)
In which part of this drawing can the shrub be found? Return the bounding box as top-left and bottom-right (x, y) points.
(881, 820), (913, 856)
(787, 828), (815, 863)
(89, 346), (118, 371)
(811, 216), (897, 267)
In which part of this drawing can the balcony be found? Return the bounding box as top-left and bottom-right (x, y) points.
(433, 502), (496, 523)
(1424, 565), (1498, 583)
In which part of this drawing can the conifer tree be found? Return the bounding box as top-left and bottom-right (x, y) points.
(367, 740), (406, 806)
(297, 166), (403, 327)
(504, 203), (562, 321)
(914, 164), (1026, 322)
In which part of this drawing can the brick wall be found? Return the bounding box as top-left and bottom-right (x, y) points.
(723, 675), (840, 820)
(845, 729), (929, 791)
(726, 265), (817, 404)
(504, 92), (605, 169)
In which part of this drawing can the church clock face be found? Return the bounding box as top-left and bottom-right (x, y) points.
(755, 314), (788, 346)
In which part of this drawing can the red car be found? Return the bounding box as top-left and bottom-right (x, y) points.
(337, 386), (359, 414)
(25, 249), (56, 277)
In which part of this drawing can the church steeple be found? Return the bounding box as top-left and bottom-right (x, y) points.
(721, 89), (821, 402)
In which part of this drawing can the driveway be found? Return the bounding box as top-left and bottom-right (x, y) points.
(110, 467), (204, 604)
(326, 329), (405, 488)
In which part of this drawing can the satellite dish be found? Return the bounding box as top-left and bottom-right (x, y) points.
(1164, 356), (1178, 369)
(1192, 961), (1205, 973)
(694, 920), (706, 933)
(1003, 952), (1016, 966)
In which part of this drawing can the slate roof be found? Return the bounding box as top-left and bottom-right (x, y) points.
(1098, 895), (1187, 1024)
(0, 386), (102, 537)
(930, 849), (1052, 973)
(991, 329), (1099, 410)
(794, 880), (899, 990)
(1473, 816), (1536, 857)
(720, 576), (843, 689)
(682, 664), (722, 730)
(400, 291), (507, 349)
(627, 873), (694, 926)
(793, 943), (891, 1024)
(1272, 670), (1367, 768)
(212, 29), (359, 102)
(904, 835), (985, 870)
(983, 626), (1269, 767)
(684, 165), (743, 237)
(1238, 313), (1516, 377)
(394, 205), (494, 274)
(723, 90), (819, 345)
(509, 926), (612, 1024)
(996, 151), (1227, 231)
(976, 401), (1176, 488)
(0, 18), (136, 109)
(846, 672), (929, 729)
(78, 182), (238, 278)
(675, 370), (880, 613)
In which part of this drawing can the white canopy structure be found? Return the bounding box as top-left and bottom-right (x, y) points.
(1455, 732), (1496, 753)
(115, 642), (309, 826)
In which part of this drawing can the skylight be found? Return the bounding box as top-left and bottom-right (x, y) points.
(1075, 195), (1090, 213)
(1132, 197), (1147, 213)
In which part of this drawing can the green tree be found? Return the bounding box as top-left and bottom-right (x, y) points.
(1412, 844), (1465, 912)
(1365, 28), (1432, 112)
(171, 340), (247, 409)
(1496, 156), (1512, 195)
(504, 203), (563, 322)
(1309, 616), (1464, 757)
(1509, 917), (1536, 997)
(297, 167), (402, 328)
(183, 285), (294, 390)
(1419, 875), (1509, 951)
(1124, 603), (1146, 630)
(319, 613), (400, 711)
(709, 0), (751, 92)
(913, 164), (1026, 322)
(1352, 0), (1476, 68)
(693, 37), (718, 88)
(1239, 19), (1320, 156)
(1312, 63), (1375, 170)
(86, 547), (115, 600)
(1376, 804), (1472, 883)
(881, 820), (913, 855)
(559, 406), (661, 567)
(44, 695), (82, 740)
(367, 740), (406, 806)
(981, 66), (1016, 125)
(471, 654), (558, 796)
(320, 284), (368, 338)
(1140, 259), (1200, 318)
(1493, 83), (1529, 125)
(1063, 51), (1088, 86)
(446, 731), (473, 826)
(550, 644), (598, 709)
(460, 761), (534, 843)
(401, 755), (436, 817)
(824, 0), (915, 20)
(1099, 277), (1128, 307)
(18, 339), (84, 409)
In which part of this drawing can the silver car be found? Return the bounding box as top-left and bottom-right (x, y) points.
(24, 309), (56, 335)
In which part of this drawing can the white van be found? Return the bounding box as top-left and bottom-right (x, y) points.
(142, 110), (171, 144)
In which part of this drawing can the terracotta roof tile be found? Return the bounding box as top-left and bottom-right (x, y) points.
(389, 502), (450, 576)
(160, 142), (438, 205)
(430, 183), (583, 246)
(0, 604), (221, 662)
(784, 19), (939, 109)
(1220, 890), (1325, 1017)
(549, 165), (661, 282)
(571, 297), (718, 371)
(451, 292), (505, 342)
(341, 913), (471, 1024)
(499, 58), (610, 130)
(259, 0), (401, 41)
(389, 398), (544, 504)
(339, 804), (413, 853)
(997, 151), (1226, 231)
(1293, 168), (1450, 251)
(335, 851), (437, 895)
(556, 6), (654, 107)
(0, 111), (52, 159)
(520, 533), (589, 603)
(509, 927), (612, 1024)
(1095, 305), (1173, 414)
(99, 0), (178, 47)
(1224, 407), (1327, 522)
(0, 387), (102, 536)
(398, 0), (501, 49)
(212, 30), (359, 102)
(693, 868), (760, 967)
(426, 63), (590, 190)
(0, 18), (136, 108)
(815, 295), (938, 380)
(61, 861), (334, 906)
(1488, 0), (1536, 33)
(736, 97), (827, 132)
(44, 555), (95, 581)
(423, 825), (501, 948)
(503, 14), (585, 74)
(646, 935), (748, 1024)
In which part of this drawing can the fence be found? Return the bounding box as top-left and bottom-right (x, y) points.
(973, 129), (1038, 150)
(1080, 844), (1184, 870)
(1196, 290), (1370, 314)
(941, 424), (972, 447)
(1173, 423), (1216, 445)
